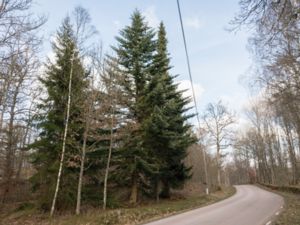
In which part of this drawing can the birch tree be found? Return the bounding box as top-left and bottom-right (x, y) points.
(31, 17), (87, 212)
(203, 101), (235, 187)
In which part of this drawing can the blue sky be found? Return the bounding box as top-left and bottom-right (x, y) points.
(32, 0), (252, 125)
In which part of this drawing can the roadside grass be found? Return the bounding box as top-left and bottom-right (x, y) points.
(257, 184), (300, 225)
(0, 187), (235, 225)
(274, 191), (300, 225)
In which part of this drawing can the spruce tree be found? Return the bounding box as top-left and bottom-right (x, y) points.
(143, 23), (195, 198)
(113, 10), (157, 204)
(31, 17), (87, 210)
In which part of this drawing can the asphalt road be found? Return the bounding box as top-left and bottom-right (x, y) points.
(144, 185), (284, 225)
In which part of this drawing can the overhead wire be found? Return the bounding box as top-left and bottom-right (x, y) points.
(176, 0), (209, 194)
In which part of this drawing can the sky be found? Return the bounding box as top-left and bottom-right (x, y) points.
(32, 0), (253, 126)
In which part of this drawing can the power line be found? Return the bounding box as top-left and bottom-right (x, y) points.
(176, 0), (209, 194)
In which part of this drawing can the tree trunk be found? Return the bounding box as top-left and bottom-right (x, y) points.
(254, 156), (259, 183)
(16, 113), (32, 181)
(129, 174), (138, 204)
(103, 105), (115, 210)
(265, 126), (276, 184)
(50, 51), (75, 216)
(161, 180), (170, 199)
(76, 126), (88, 215)
(282, 120), (298, 185)
(155, 178), (161, 203)
(2, 76), (22, 202)
(286, 130), (298, 184)
(200, 143), (209, 194)
(216, 143), (221, 187)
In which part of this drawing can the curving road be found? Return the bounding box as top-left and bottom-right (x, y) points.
(144, 185), (284, 225)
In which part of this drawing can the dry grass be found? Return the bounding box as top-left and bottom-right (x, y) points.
(274, 191), (300, 225)
(258, 184), (300, 225)
(0, 187), (235, 225)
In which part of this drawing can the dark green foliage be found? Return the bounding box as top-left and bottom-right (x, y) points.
(113, 14), (195, 201)
(113, 10), (156, 121)
(30, 17), (88, 210)
(112, 10), (158, 202)
(30, 9), (196, 210)
(142, 23), (195, 198)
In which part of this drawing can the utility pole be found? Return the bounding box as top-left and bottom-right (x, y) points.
(176, 0), (209, 194)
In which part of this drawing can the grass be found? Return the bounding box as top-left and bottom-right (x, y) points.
(274, 191), (300, 225)
(258, 184), (300, 225)
(0, 187), (235, 225)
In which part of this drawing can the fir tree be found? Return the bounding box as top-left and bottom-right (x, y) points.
(143, 23), (195, 198)
(31, 17), (88, 210)
(113, 10), (157, 204)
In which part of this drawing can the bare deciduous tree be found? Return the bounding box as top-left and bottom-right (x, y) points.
(0, 27), (42, 202)
(203, 101), (235, 187)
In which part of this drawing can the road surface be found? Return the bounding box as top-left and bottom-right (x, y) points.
(144, 185), (284, 225)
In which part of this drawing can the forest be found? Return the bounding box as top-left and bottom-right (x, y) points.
(0, 0), (299, 224)
(0, 2), (197, 213)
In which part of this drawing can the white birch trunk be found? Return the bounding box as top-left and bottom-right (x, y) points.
(50, 51), (75, 217)
(76, 120), (88, 214)
(103, 93), (115, 210)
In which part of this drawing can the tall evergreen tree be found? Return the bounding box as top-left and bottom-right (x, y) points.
(31, 17), (87, 210)
(113, 10), (157, 204)
(143, 23), (195, 198)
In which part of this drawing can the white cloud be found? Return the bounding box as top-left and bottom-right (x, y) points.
(177, 79), (204, 106)
(236, 117), (251, 130)
(184, 16), (204, 30)
(219, 94), (249, 113)
(142, 6), (160, 28)
(177, 80), (204, 128)
(219, 95), (236, 107)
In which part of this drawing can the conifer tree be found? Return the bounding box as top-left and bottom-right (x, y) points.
(143, 23), (195, 198)
(31, 17), (87, 210)
(113, 10), (157, 204)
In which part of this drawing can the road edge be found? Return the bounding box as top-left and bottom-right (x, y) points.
(140, 186), (237, 225)
(256, 184), (285, 225)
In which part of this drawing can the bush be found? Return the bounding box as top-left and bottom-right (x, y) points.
(15, 202), (35, 212)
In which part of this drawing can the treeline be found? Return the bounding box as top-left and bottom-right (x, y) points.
(0, 0), (46, 202)
(0, 1), (195, 215)
(228, 0), (300, 186)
